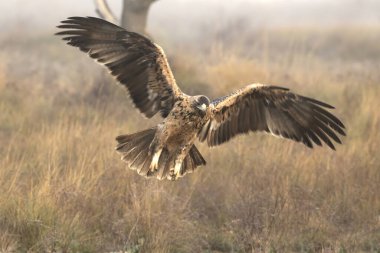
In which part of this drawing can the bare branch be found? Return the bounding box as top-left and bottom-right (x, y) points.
(94, 0), (118, 24)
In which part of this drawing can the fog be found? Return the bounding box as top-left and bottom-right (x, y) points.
(1, 0), (379, 34)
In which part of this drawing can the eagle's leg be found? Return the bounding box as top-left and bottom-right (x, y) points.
(170, 144), (192, 179)
(149, 124), (166, 172)
(150, 148), (162, 172)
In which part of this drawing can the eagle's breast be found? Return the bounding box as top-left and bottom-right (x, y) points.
(164, 96), (210, 143)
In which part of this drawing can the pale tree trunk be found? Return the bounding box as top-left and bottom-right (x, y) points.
(94, 0), (157, 34)
(121, 0), (156, 34)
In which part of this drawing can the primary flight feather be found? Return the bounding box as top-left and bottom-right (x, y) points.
(56, 16), (346, 180)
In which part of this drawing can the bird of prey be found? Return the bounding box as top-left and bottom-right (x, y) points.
(56, 17), (346, 180)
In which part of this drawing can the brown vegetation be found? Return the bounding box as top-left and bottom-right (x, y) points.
(0, 25), (379, 252)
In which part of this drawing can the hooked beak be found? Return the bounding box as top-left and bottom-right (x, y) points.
(196, 103), (207, 111)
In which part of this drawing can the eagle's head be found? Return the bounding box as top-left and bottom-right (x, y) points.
(192, 95), (210, 115)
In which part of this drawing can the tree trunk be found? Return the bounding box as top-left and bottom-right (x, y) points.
(95, 0), (156, 34)
(120, 0), (156, 34)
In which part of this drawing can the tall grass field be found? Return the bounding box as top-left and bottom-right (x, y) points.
(0, 25), (379, 252)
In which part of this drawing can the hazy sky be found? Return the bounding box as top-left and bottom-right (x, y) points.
(0, 0), (379, 33)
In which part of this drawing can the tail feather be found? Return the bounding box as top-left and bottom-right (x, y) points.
(116, 128), (155, 142)
(138, 153), (153, 176)
(116, 128), (155, 152)
(130, 149), (149, 172)
(116, 128), (156, 174)
(189, 145), (206, 167)
(182, 156), (191, 174)
(179, 146), (206, 176)
(122, 137), (151, 163)
(116, 128), (207, 180)
(157, 149), (170, 180)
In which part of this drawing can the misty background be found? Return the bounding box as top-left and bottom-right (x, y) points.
(1, 0), (379, 34)
(1, 0), (379, 96)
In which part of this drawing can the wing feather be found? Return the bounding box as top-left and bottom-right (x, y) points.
(201, 84), (345, 150)
(56, 16), (182, 118)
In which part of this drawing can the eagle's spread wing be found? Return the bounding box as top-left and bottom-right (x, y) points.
(198, 84), (346, 149)
(56, 16), (182, 118)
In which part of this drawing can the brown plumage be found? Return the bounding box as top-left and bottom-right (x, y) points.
(56, 17), (346, 181)
(198, 84), (345, 150)
(56, 16), (180, 118)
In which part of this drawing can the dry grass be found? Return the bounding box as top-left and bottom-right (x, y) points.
(0, 26), (379, 252)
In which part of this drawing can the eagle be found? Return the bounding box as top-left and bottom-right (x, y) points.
(56, 17), (346, 180)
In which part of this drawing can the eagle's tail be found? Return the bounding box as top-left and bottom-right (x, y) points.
(115, 128), (206, 180)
